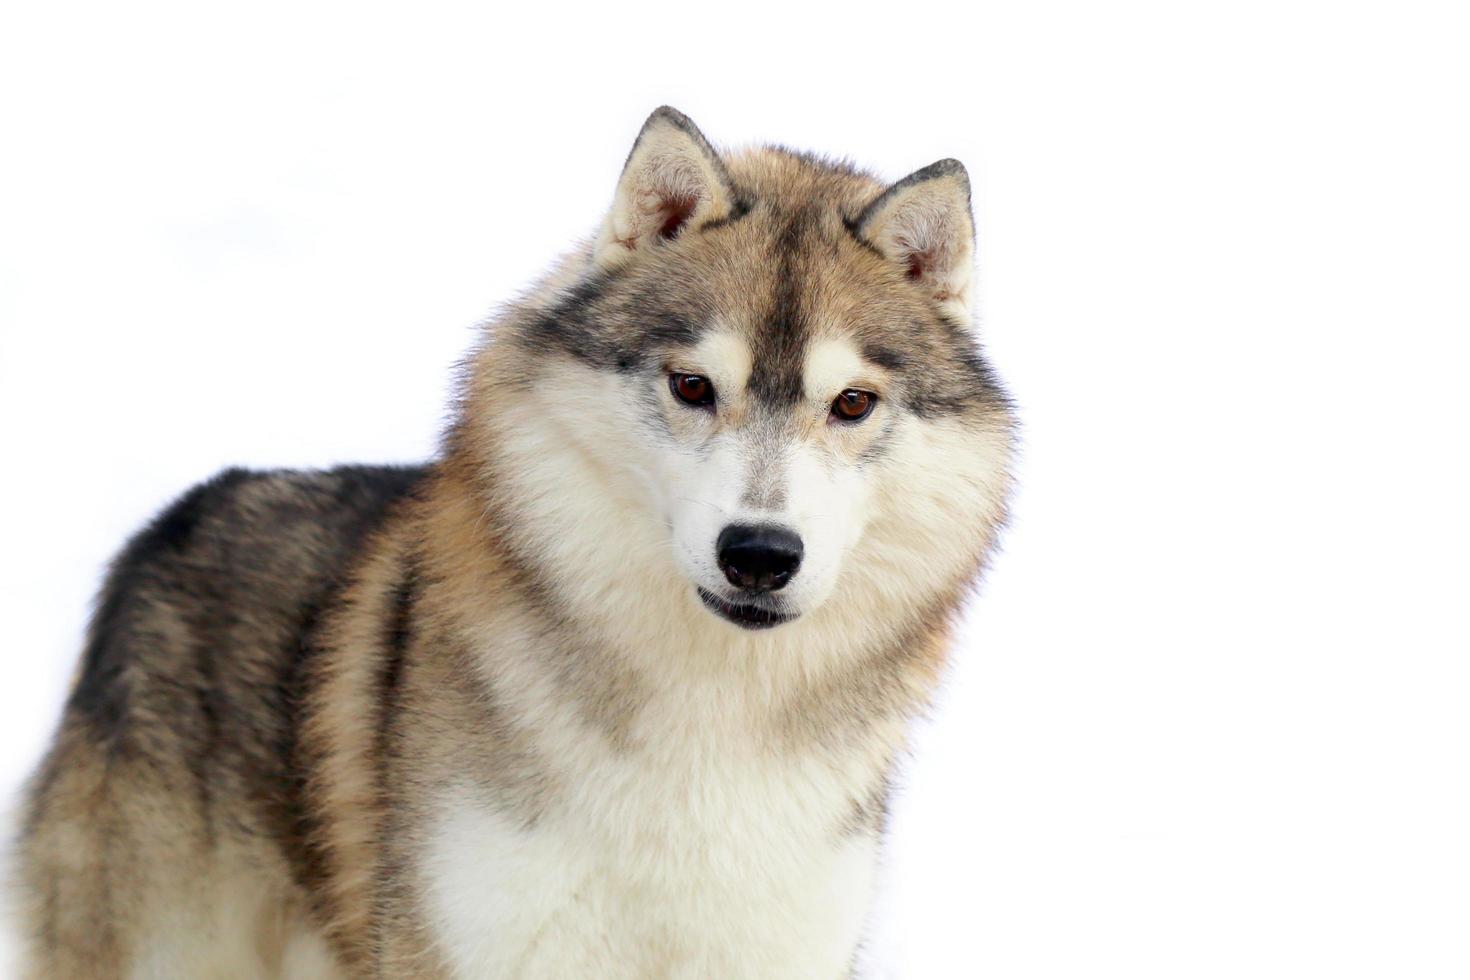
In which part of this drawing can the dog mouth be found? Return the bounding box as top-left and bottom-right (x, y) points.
(696, 588), (796, 630)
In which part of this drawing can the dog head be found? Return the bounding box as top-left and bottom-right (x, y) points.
(473, 108), (1013, 650)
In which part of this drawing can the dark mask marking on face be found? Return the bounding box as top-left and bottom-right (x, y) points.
(521, 269), (706, 374)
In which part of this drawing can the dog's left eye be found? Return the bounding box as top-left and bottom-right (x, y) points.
(670, 373), (715, 408)
(831, 389), (876, 422)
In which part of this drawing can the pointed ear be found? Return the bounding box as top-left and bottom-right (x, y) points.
(593, 107), (736, 270)
(854, 159), (976, 321)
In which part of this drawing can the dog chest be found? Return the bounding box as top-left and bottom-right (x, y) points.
(419, 751), (879, 978)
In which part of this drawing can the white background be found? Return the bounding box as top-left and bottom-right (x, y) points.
(2, 1), (1467, 976)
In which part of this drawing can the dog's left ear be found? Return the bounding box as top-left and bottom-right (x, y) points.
(854, 159), (976, 322)
(594, 107), (737, 270)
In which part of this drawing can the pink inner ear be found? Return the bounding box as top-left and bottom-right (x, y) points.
(907, 245), (943, 280)
(658, 195), (698, 240)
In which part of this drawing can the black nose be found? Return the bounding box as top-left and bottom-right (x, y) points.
(716, 524), (803, 593)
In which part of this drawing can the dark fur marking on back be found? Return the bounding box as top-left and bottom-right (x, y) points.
(136, 465), (430, 908)
(68, 467), (255, 748)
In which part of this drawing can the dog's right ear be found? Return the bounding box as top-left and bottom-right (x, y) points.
(593, 107), (736, 270)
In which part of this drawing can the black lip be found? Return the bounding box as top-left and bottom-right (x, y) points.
(697, 588), (796, 630)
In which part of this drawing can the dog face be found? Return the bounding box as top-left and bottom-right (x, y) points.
(481, 109), (1013, 640)
(654, 323), (895, 631)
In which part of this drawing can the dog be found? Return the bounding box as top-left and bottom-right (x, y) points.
(12, 107), (1015, 978)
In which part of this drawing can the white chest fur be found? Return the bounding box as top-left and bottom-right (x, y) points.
(419, 746), (880, 979)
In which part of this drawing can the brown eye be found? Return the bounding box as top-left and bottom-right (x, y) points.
(670, 373), (715, 408)
(831, 389), (876, 422)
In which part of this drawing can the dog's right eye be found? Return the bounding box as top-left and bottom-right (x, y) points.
(670, 373), (715, 408)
